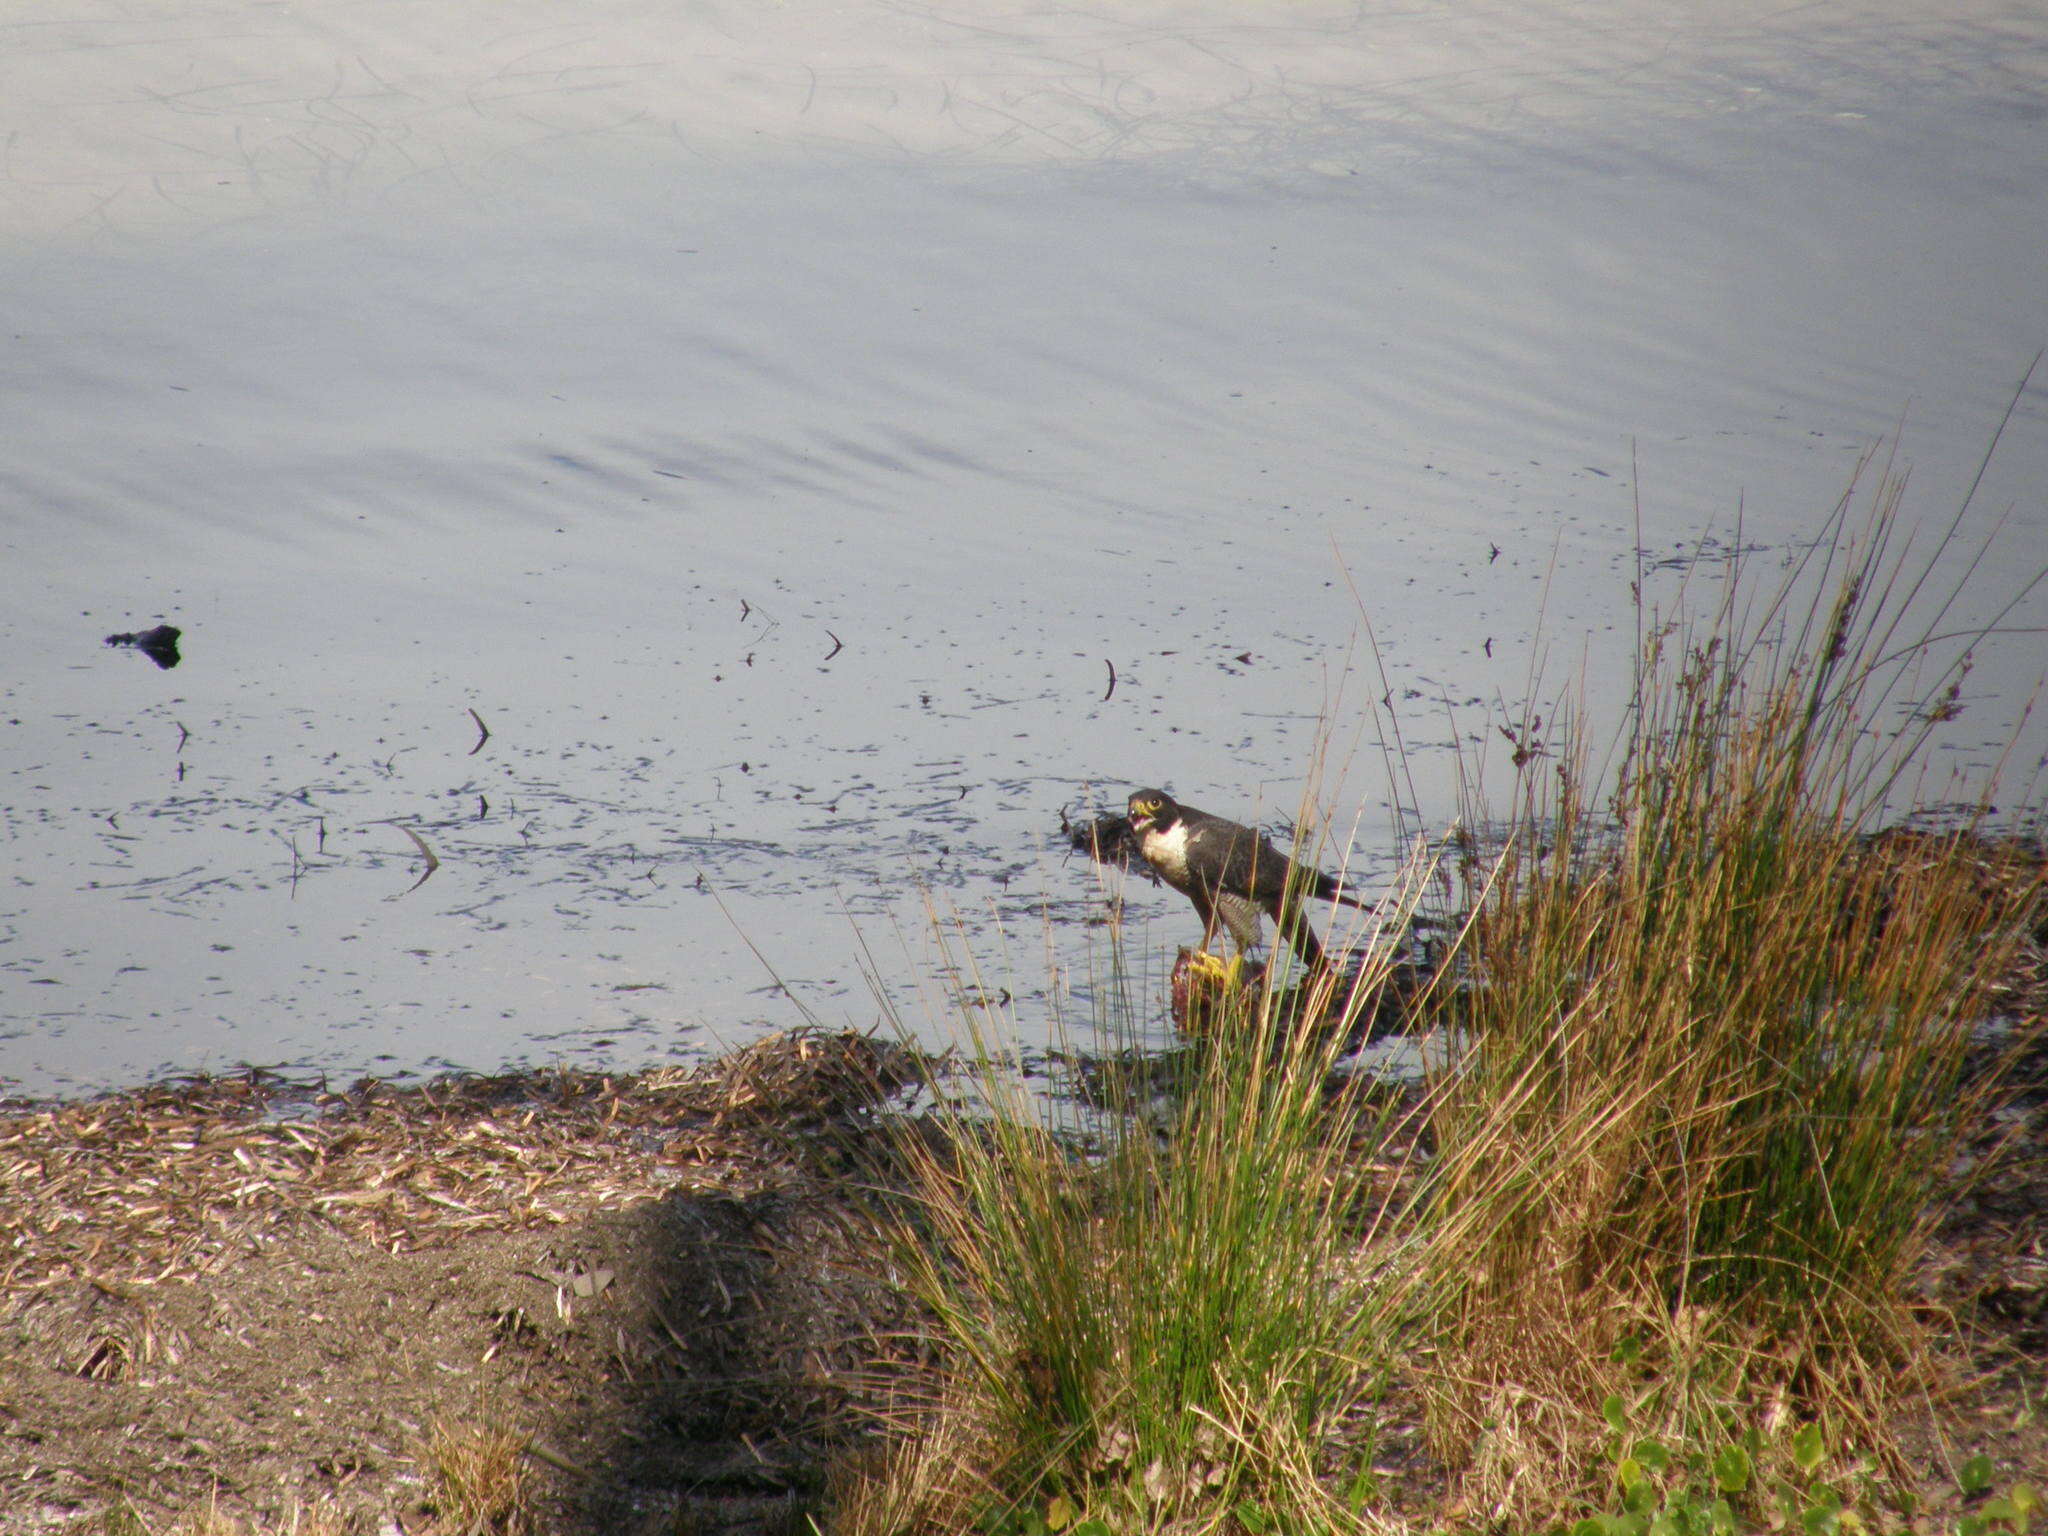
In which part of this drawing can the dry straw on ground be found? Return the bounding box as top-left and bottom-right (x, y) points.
(0, 1030), (924, 1535)
(0, 1029), (917, 1297)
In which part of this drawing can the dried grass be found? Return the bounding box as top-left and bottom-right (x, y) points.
(821, 1391), (1000, 1536)
(0, 1029), (915, 1299)
(132, 1494), (355, 1535)
(1402, 451), (2048, 1523)
(427, 1418), (533, 1535)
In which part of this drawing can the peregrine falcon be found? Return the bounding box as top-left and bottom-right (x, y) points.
(1123, 788), (1370, 970)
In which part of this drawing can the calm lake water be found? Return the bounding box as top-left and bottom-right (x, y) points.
(3, 0), (2045, 1096)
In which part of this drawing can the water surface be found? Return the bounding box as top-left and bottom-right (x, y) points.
(3, 0), (2044, 1095)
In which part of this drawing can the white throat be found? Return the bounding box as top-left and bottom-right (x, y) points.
(1141, 819), (1192, 883)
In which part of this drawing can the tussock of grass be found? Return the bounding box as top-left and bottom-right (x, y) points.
(1411, 456), (2045, 1519)
(426, 1419), (533, 1535)
(839, 864), (1433, 1535)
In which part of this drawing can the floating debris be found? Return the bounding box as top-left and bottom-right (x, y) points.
(102, 623), (181, 669)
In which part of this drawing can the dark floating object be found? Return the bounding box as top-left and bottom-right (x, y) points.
(104, 623), (182, 669)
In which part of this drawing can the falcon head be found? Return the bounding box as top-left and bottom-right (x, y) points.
(1126, 788), (1181, 834)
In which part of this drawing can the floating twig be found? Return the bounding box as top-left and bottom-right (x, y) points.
(467, 708), (490, 756)
(383, 822), (440, 897)
(1103, 659), (1117, 701)
(823, 630), (844, 662)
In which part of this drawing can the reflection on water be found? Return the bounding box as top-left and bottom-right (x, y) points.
(1, 1), (2043, 1098)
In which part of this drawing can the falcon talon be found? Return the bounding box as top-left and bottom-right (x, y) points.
(1171, 946), (1264, 1035)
